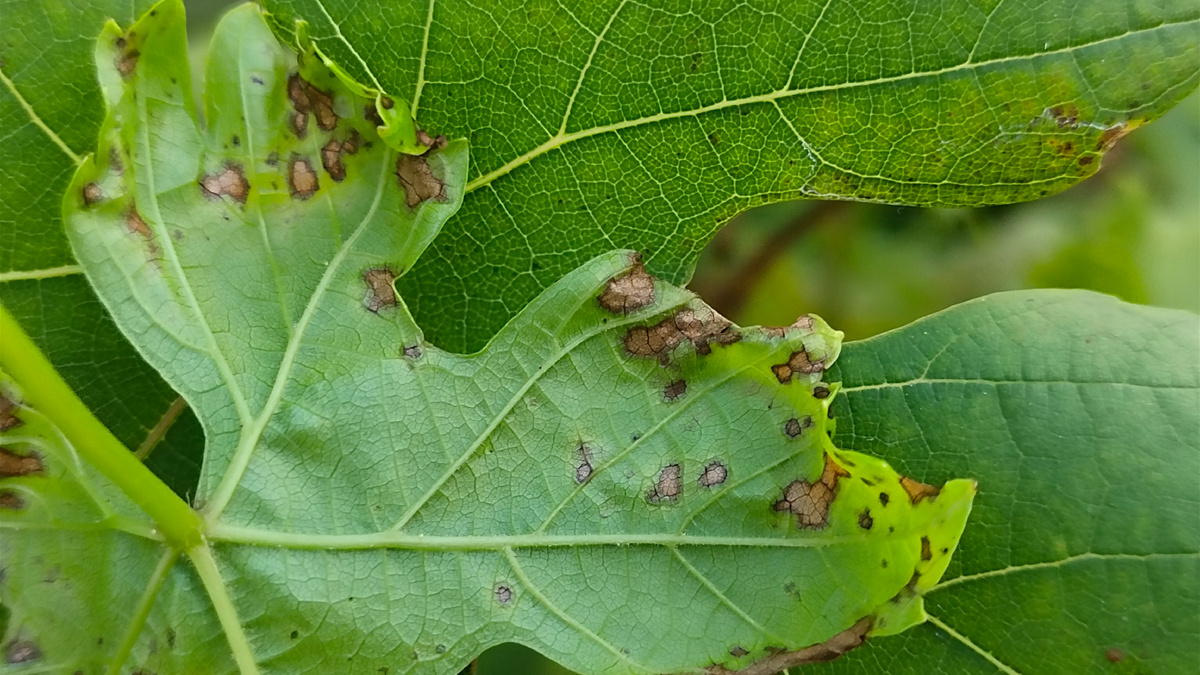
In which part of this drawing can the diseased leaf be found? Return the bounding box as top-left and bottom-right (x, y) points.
(822, 291), (1200, 674)
(260, 0), (1200, 352)
(1, 4), (974, 673)
(0, 0), (200, 495)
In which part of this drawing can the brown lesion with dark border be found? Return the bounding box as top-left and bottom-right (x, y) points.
(771, 347), (826, 383)
(361, 267), (397, 313)
(624, 305), (740, 365)
(200, 163), (250, 204)
(647, 463), (682, 503)
(396, 153), (446, 208)
(597, 260), (656, 314)
(773, 454), (849, 529)
(708, 618), (871, 674)
(0, 395), (22, 432)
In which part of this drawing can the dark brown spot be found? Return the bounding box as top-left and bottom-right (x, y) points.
(784, 416), (813, 438)
(1050, 103), (1079, 127)
(773, 454), (849, 529)
(82, 183), (104, 206)
(597, 262), (655, 314)
(265, 152), (279, 167)
(380, 96), (394, 110)
(126, 206), (151, 238)
(879, 492), (890, 507)
(287, 74), (338, 131)
(920, 536), (932, 561)
(362, 267), (397, 313)
(289, 112), (309, 138)
(0, 395), (22, 432)
(624, 306), (738, 364)
(4, 639), (40, 664)
(858, 509), (873, 530)
(403, 345), (422, 359)
(321, 140), (346, 181)
(288, 157), (319, 199)
(415, 128), (448, 150)
(698, 460), (727, 488)
(812, 385), (831, 399)
(647, 463), (682, 503)
(730, 646), (748, 657)
(495, 584), (512, 604)
(900, 476), (940, 504)
(200, 163), (250, 204)
(1105, 647), (1125, 663)
(574, 444), (594, 484)
(663, 379), (687, 401)
(365, 104), (384, 126)
(230, 135), (240, 147)
(772, 348), (826, 383)
(290, 630), (299, 639)
(0, 449), (43, 478)
(116, 49), (140, 78)
(0, 490), (25, 510)
(396, 154), (445, 208)
(1096, 123), (1133, 151)
(1078, 155), (1095, 167)
(707, 618), (870, 674)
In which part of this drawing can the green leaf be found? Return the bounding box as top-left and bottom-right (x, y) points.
(1, 3), (974, 673)
(258, 0), (1200, 352)
(821, 290), (1200, 674)
(0, 0), (199, 494)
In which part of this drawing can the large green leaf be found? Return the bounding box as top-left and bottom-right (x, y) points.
(260, 0), (1200, 351)
(822, 290), (1200, 674)
(0, 0), (200, 495)
(0, 4), (974, 672)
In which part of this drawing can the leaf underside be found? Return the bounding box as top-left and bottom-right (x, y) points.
(1, 4), (974, 674)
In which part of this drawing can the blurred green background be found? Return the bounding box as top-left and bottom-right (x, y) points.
(182, 1), (1198, 673)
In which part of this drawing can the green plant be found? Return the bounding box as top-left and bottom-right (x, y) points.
(0, 1), (1195, 674)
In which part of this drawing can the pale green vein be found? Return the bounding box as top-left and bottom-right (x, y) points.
(504, 546), (653, 674)
(926, 614), (1024, 675)
(105, 548), (180, 675)
(670, 546), (785, 643)
(464, 19), (1194, 193)
(931, 551), (1200, 593)
(411, 0), (436, 117)
(208, 524), (869, 550)
(204, 149), (394, 519)
(313, 0), (384, 91)
(189, 544), (261, 675)
(0, 66), (82, 165)
(0, 265), (84, 283)
(558, 0), (628, 135)
(784, 0), (835, 90)
(840, 378), (1197, 392)
(387, 295), (692, 532)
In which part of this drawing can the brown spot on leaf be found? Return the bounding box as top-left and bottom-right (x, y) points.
(396, 154), (445, 208)
(362, 267), (397, 313)
(698, 460), (727, 488)
(415, 128), (449, 151)
(4, 639), (40, 664)
(289, 112), (309, 138)
(321, 140), (346, 181)
(82, 183), (104, 206)
(784, 416), (812, 438)
(597, 262), (656, 314)
(126, 206), (151, 238)
(1096, 123), (1135, 151)
(0, 395), (21, 432)
(663, 380), (687, 401)
(812, 385), (831, 399)
(403, 345), (422, 359)
(0, 490), (24, 510)
(365, 104), (384, 126)
(288, 157), (319, 199)
(900, 476), (940, 504)
(920, 536), (932, 561)
(1105, 647), (1125, 663)
(116, 49), (139, 78)
(624, 306), (738, 364)
(858, 509), (873, 530)
(1078, 155), (1095, 167)
(772, 348), (826, 383)
(773, 454), (849, 529)
(495, 584), (512, 604)
(288, 74), (338, 131)
(1050, 103), (1079, 128)
(707, 618), (870, 674)
(729, 646), (748, 657)
(647, 463), (682, 503)
(879, 492), (890, 507)
(200, 164), (249, 204)
(574, 444), (594, 484)
(0, 449), (43, 478)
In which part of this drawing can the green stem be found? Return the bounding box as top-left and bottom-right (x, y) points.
(189, 545), (260, 674)
(0, 303), (203, 548)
